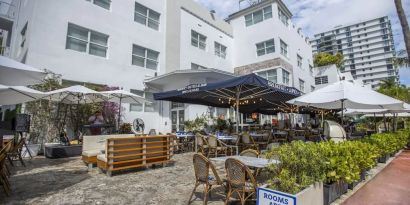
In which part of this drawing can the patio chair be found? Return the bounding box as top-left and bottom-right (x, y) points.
(239, 149), (259, 158)
(238, 133), (258, 152)
(0, 145), (11, 196)
(207, 135), (229, 158)
(188, 153), (224, 205)
(7, 138), (25, 167)
(196, 134), (209, 155)
(225, 158), (257, 205)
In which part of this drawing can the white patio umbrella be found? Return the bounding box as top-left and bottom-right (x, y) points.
(287, 80), (404, 125)
(44, 85), (106, 104)
(0, 84), (46, 105)
(100, 89), (150, 128)
(0, 56), (47, 86)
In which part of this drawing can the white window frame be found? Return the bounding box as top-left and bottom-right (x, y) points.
(132, 44), (160, 70)
(278, 8), (289, 26)
(256, 39), (275, 56)
(129, 90), (156, 112)
(280, 39), (288, 57)
(214, 42), (227, 59)
(134, 2), (161, 30)
(297, 54), (303, 68)
(282, 69), (290, 85)
(66, 23), (109, 58)
(315, 76), (329, 85)
(191, 30), (207, 50)
(256, 68), (278, 83)
(244, 5), (272, 27)
(299, 79), (305, 92)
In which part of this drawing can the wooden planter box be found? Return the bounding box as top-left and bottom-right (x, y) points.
(257, 182), (323, 205)
(323, 182), (348, 205)
(378, 154), (390, 163)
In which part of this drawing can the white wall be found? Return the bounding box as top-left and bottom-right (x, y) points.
(229, 2), (314, 92)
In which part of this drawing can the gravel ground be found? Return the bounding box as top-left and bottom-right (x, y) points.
(1, 153), (247, 205)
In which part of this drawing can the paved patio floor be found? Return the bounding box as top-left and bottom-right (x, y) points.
(1, 153), (252, 205)
(342, 149), (410, 205)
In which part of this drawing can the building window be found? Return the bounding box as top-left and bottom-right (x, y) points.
(309, 65), (313, 75)
(20, 22), (28, 47)
(311, 86), (315, 92)
(244, 5), (272, 27)
(278, 7), (289, 26)
(191, 30), (206, 50)
(132, 44), (159, 70)
(280, 40), (288, 57)
(66, 23), (109, 57)
(299, 79), (305, 92)
(191, 63), (207, 70)
(256, 39), (275, 56)
(134, 2), (160, 30)
(256, 69), (277, 83)
(130, 90), (156, 112)
(315, 76), (328, 85)
(88, 0), (111, 10)
(297, 55), (303, 68)
(214, 42), (227, 59)
(282, 69), (290, 85)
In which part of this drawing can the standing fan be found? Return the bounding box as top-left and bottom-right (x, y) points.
(132, 118), (145, 134)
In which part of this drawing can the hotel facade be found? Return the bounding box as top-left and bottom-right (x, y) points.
(0, 0), (315, 133)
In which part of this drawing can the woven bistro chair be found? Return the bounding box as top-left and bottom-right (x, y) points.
(7, 138), (25, 167)
(196, 133), (209, 155)
(239, 149), (260, 158)
(239, 132), (258, 152)
(0, 144), (11, 196)
(225, 158), (258, 205)
(207, 135), (229, 158)
(188, 153), (224, 205)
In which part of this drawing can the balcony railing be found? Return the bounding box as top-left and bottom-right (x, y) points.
(0, 1), (16, 20)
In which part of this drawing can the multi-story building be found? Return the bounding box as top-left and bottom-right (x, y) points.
(310, 16), (398, 89)
(0, 0), (314, 133)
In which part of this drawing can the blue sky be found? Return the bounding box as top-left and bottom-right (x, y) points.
(193, 0), (410, 85)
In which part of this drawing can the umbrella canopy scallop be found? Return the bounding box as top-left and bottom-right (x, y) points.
(44, 85), (106, 104)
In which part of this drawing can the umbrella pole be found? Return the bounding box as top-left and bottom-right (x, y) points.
(383, 113), (387, 132)
(321, 110), (324, 128)
(236, 99), (239, 133)
(374, 113), (376, 132)
(341, 100), (344, 127)
(117, 97), (122, 132)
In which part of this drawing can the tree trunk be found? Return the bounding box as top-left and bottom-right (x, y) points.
(395, 0), (410, 61)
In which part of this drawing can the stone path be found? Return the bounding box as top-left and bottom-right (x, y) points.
(342, 149), (410, 205)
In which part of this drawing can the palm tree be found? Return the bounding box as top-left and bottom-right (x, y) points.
(394, 0), (410, 62)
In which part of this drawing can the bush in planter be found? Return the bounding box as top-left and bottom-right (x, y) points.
(265, 141), (326, 194)
(363, 133), (394, 157)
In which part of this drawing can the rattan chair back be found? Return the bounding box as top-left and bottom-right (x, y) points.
(207, 135), (218, 148)
(240, 149), (259, 158)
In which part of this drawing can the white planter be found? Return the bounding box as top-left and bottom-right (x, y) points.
(21, 144), (41, 158)
(258, 182), (323, 205)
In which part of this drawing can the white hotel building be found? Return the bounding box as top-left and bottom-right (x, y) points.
(310, 16), (398, 89)
(0, 0), (315, 133)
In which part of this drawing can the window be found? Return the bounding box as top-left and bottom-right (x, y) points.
(214, 42), (227, 59)
(191, 30), (206, 50)
(130, 90), (156, 112)
(297, 55), (303, 68)
(278, 8), (289, 26)
(88, 0), (111, 10)
(132, 44), (159, 70)
(245, 6), (272, 26)
(256, 69), (277, 83)
(311, 86), (315, 92)
(280, 40), (288, 57)
(315, 76), (328, 85)
(66, 23), (109, 57)
(309, 65), (313, 75)
(191, 63), (207, 70)
(282, 69), (290, 85)
(384, 46), (391, 52)
(256, 39), (275, 56)
(20, 22), (28, 47)
(134, 2), (160, 30)
(299, 79), (305, 92)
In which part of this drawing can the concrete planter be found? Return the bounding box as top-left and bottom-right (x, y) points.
(323, 182), (348, 205)
(259, 182), (323, 205)
(378, 154), (390, 163)
(21, 144), (41, 158)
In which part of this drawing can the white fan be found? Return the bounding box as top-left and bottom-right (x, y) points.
(132, 118), (145, 134)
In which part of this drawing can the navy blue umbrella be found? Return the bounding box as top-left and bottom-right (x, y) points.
(154, 73), (301, 132)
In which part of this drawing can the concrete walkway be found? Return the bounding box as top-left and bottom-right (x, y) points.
(343, 149), (410, 205)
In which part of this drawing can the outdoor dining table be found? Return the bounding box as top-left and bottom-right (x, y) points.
(210, 156), (278, 168)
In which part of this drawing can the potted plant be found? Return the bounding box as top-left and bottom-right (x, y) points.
(184, 115), (208, 134)
(265, 141), (325, 205)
